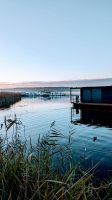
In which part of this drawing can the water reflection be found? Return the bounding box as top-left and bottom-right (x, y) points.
(40, 95), (65, 101)
(1, 96), (112, 180)
(71, 107), (112, 128)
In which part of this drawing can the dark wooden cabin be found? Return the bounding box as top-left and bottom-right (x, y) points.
(70, 86), (112, 110)
(81, 86), (112, 103)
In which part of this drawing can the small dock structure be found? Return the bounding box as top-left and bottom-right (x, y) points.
(70, 86), (112, 111)
(21, 90), (66, 98)
(40, 90), (66, 97)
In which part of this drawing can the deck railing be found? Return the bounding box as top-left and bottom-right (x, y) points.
(70, 87), (80, 103)
(70, 95), (80, 103)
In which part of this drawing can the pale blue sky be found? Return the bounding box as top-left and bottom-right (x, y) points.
(0, 0), (112, 82)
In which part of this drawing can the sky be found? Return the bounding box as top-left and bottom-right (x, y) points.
(0, 0), (112, 82)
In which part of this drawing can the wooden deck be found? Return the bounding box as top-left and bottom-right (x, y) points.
(72, 102), (112, 111)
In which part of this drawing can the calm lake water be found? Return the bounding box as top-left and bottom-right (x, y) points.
(0, 96), (112, 178)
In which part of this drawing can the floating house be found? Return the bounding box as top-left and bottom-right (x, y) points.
(70, 86), (112, 110)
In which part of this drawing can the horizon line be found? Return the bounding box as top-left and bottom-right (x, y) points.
(0, 77), (112, 84)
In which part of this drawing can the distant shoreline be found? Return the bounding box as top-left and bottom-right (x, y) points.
(0, 78), (112, 89)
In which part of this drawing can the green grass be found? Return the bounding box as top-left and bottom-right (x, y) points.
(0, 117), (112, 200)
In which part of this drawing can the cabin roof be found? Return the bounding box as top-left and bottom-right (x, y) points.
(70, 85), (112, 90)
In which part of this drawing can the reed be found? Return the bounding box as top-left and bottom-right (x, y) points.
(0, 117), (111, 200)
(0, 92), (21, 108)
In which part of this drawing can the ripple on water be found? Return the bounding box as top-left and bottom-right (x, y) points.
(0, 96), (112, 178)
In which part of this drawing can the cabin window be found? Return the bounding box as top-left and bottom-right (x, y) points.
(92, 88), (101, 103)
(83, 89), (91, 102)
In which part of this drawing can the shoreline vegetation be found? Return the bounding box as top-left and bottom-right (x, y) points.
(0, 92), (21, 108)
(0, 117), (112, 200)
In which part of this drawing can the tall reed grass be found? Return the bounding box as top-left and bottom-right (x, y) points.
(0, 116), (112, 200)
(0, 92), (21, 108)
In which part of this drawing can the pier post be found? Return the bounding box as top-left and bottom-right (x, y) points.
(70, 88), (72, 103)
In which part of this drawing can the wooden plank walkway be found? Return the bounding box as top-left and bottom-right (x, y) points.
(72, 102), (112, 111)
